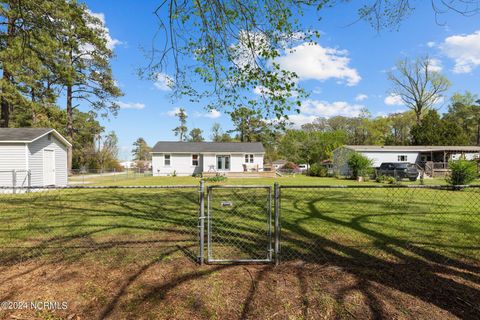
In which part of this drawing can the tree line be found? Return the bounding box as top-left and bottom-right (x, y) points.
(131, 90), (478, 167)
(1, 0), (122, 170)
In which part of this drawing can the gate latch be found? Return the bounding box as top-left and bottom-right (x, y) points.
(221, 201), (233, 207)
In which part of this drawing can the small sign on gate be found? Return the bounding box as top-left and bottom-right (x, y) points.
(221, 201), (233, 207)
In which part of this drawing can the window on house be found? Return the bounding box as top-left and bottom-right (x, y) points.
(192, 154), (199, 166)
(164, 154), (171, 166)
(245, 154), (254, 163)
(398, 155), (407, 162)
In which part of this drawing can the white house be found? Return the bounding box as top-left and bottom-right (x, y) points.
(0, 128), (71, 187)
(333, 145), (480, 177)
(151, 141), (265, 176)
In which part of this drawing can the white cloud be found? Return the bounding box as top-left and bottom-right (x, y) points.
(86, 10), (121, 50)
(195, 109), (221, 119)
(355, 94), (368, 101)
(384, 94), (403, 106)
(287, 114), (318, 128)
(427, 41), (436, 48)
(276, 43), (361, 86)
(166, 107), (187, 117)
(286, 99), (364, 128)
(154, 73), (174, 91)
(117, 101), (145, 110)
(440, 30), (480, 73)
(428, 58), (443, 72)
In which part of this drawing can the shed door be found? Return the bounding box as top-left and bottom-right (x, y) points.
(43, 149), (55, 185)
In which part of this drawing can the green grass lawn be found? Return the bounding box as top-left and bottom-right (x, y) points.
(0, 174), (479, 266)
(80, 173), (480, 187)
(1, 174), (479, 319)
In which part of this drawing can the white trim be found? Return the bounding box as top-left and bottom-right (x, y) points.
(150, 151), (265, 155)
(0, 129), (72, 147)
(31, 129), (72, 147)
(192, 154), (199, 166)
(215, 154), (231, 171)
(164, 154), (171, 166)
(43, 148), (56, 186)
(25, 143), (29, 171)
(244, 153), (254, 164)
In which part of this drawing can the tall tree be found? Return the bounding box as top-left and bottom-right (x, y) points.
(60, 4), (122, 169)
(444, 92), (480, 145)
(210, 123), (232, 142)
(188, 128), (204, 142)
(132, 138), (151, 161)
(229, 107), (265, 142)
(0, 0), (69, 127)
(388, 56), (450, 124)
(211, 123), (222, 142)
(95, 131), (119, 170)
(410, 109), (443, 145)
(172, 108), (188, 141)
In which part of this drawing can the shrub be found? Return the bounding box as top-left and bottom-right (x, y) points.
(308, 163), (328, 177)
(281, 162), (299, 170)
(375, 175), (397, 184)
(446, 159), (477, 186)
(347, 152), (373, 179)
(204, 173), (227, 182)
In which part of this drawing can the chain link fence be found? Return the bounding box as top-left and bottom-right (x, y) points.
(0, 169), (31, 194)
(69, 168), (152, 185)
(277, 185), (480, 267)
(206, 186), (272, 263)
(0, 182), (479, 268)
(0, 185), (200, 266)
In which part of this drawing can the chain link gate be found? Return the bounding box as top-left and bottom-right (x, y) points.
(204, 185), (273, 263)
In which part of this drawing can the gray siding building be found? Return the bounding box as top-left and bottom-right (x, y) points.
(0, 128), (71, 186)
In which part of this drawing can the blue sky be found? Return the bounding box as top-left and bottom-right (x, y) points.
(83, 0), (480, 159)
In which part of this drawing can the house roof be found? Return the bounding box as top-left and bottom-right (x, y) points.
(342, 145), (480, 152)
(151, 141), (265, 153)
(0, 128), (72, 146)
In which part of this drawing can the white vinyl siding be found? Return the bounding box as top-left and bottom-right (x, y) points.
(28, 134), (68, 186)
(152, 152), (264, 175)
(152, 153), (203, 176)
(0, 143), (28, 187)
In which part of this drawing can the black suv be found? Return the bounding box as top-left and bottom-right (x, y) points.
(377, 163), (419, 181)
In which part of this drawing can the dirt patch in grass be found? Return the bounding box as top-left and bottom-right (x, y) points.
(0, 255), (478, 320)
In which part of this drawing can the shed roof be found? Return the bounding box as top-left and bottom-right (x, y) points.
(342, 145), (480, 152)
(0, 128), (71, 146)
(151, 141), (265, 153)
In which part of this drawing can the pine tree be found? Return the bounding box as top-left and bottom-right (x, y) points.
(173, 108), (188, 141)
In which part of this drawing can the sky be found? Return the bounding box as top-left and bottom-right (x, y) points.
(82, 0), (480, 160)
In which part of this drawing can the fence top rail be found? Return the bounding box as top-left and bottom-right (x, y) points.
(279, 184), (480, 189)
(207, 185), (271, 190)
(0, 185), (199, 190)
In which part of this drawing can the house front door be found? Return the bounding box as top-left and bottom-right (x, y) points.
(216, 155), (230, 171)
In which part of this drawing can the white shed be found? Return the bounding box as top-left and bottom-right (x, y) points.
(0, 128), (71, 187)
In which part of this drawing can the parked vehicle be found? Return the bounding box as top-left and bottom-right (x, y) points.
(298, 164), (308, 172)
(377, 162), (419, 181)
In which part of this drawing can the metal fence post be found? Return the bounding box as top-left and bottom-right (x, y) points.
(274, 182), (280, 265)
(27, 170), (31, 193)
(12, 169), (17, 194)
(199, 180), (205, 265)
